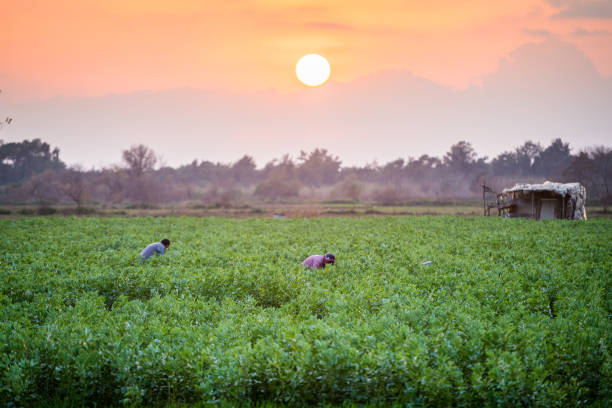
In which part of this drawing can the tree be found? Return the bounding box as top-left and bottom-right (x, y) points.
(256, 155), (301, 201)
(262, 155), (297, 181)
(0, 139), (65, 184)
(381, 159), (405, 189)
(0, 90), (13, 130)
(491, 151), (519, 176)
(122, 144), (157, 177)
(490, 141), (542, 177)
(231, 155), (258, 185)
(57, 167), (89, 207)
(297, 148), (342, 186)
(0, 118), (12, 130)
(565, 146), (612, 213)
(340, 161), (381, 183)
(21, 169), (60, 204)
(403, 155), (443, 196)
(120, 145), (159, 205)
(405, 155), (441, 177)
(443, 141), (478, 174)
(97, 167), (128, 204)
(589, 146), (612, 206)
(442, 141), (489, 195)
(515, 140), (542, 176)
(533, 138), (572, 179)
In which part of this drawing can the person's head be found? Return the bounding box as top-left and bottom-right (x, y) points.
(324, 253), (335, 265)
(161, 238), (171, 249)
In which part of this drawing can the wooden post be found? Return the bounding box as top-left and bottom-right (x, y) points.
(482, 184), (486, 216)
(562, 196), (565, 219)
(531, 192), (535, 219)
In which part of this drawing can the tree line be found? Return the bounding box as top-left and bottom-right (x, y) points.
(0, 138), (610, 210)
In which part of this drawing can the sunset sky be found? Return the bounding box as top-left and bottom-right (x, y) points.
(2, 0), (612, 167)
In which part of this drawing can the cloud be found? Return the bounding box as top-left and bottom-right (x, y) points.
(1, 39), (610, 168)
(571, 27), (612, 35)
(522, 28), (554, 37)
(547, 0), (612, 19)
(303, 22), (354, 31)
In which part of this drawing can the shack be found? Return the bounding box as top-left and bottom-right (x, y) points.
(487, 181), (587, 220)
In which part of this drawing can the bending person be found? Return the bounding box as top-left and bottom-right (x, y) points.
(140, 238), (170, 261)
(302, 253), (335, 269)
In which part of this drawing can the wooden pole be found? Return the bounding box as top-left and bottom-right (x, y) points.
(482, 184), (486, 216)
(531, 192), (535, 219)
(562, 196), (565, 219)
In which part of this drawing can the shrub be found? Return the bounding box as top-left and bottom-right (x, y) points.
(37, 206), (57, 215)
(372, 186), (402, 205)
(254, 178), (301, 201)
(330, 175), (362, 202)
(75, 206), (96, 215)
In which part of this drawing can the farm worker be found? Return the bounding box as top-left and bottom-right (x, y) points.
(140, 238), (170, 260)
(302, 253), (335, 269)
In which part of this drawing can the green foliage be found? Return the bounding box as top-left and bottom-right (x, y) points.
(0, 216), (611, 407)
(74, 207), (96, 215)
(37, 207), (57, 216)
(0, 138), (65, 185)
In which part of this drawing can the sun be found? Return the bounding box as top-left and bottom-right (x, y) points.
(296, 54), (330, 87)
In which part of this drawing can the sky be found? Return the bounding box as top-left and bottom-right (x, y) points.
(1, 0), (612, 167)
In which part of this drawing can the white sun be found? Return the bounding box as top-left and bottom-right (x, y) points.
(296, 54), (330, 87)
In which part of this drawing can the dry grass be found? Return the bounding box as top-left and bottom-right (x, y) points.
(2, 201), (609, 219)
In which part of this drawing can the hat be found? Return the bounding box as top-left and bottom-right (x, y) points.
(325, 253), (335, 264)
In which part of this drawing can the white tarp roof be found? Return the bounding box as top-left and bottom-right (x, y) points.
(502, 181), (584, 196)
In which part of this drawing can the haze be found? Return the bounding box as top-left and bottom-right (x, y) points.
(2, 0), (612, 167)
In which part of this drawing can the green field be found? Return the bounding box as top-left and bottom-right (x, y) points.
(1, 217), (611, 407)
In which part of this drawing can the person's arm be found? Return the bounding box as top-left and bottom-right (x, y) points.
(318, 257), (327, 268)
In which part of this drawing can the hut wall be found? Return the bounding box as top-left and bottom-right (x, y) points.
(508, 191), (534, 218)
(507, 191), (564, 219)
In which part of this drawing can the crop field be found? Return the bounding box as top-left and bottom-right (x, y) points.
(1, 216), (611, 407)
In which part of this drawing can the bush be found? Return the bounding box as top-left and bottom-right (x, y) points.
(332, 175), (362, 202)
(125, 203), (158, 209)
(188, 203), (209, 210)
(75, 206), (96, 215)
(254, 178), (301, 201)
(37, 206), (57, 215)
(372, 186), (402, 205)
(201, 187), (242, 208)
(217, 189), (242, 208)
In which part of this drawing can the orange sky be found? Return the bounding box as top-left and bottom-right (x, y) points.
(3, 0), (612, 101)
